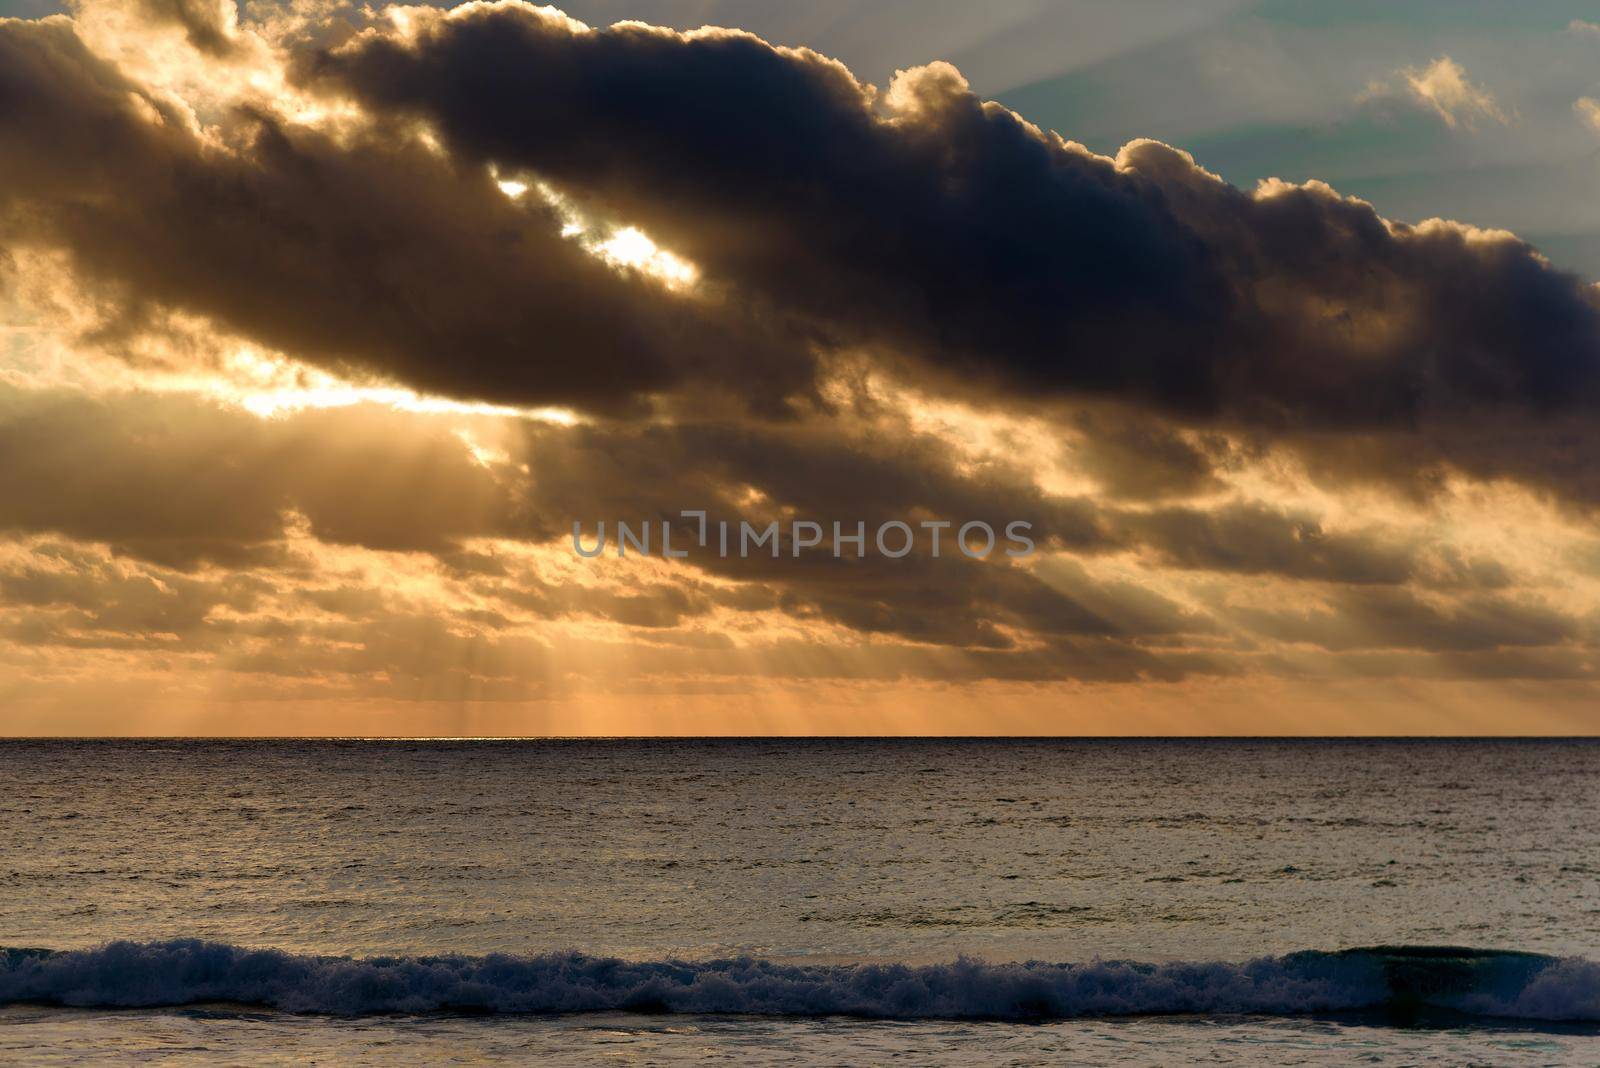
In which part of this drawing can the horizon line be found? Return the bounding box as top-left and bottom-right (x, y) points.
(4, 735), (1598, 742)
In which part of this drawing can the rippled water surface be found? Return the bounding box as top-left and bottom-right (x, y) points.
(2, 739), (1598, 1062)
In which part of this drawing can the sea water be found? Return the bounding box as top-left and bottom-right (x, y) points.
(1, 738), (1597, 1063)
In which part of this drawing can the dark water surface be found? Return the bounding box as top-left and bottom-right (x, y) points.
(2, 739), (1597, 1062)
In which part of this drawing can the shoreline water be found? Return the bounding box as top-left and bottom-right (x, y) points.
(4, 739), (1597, 1062)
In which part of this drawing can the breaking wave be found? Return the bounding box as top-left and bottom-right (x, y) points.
(2, 941), (1597, 1021)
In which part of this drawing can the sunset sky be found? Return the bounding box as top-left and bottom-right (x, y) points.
(3, 0), (1600, 734)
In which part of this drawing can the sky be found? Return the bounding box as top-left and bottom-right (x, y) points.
(2, 0), (1600, 735)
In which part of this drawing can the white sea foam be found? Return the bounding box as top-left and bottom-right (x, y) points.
(2, 942), (1596, 1021)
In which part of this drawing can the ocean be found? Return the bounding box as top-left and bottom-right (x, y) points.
(1, 738), (1597, 1064)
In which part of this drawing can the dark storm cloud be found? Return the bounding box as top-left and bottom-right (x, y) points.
(1128, 502), (1417, 585)
(0, 17), (812, 415)
(7, 6), (1600, 505)
(516, 419), (1110, 549)
(0, 385), (514, 565)
(1289, 417), (1600, 507)
(2, 373), (1548, 673)
(1069, 410), (1225, 500)
(307, 3), (1600, 435)
(0, 540), (266, 644)
(512, 418), (1172, 648)
(1232, 587), (1579, 654)
(0, 382), (1206, 656)
(760, 554), (1192, 651)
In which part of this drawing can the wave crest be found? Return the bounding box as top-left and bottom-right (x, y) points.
(2, 941), (1597, 1021)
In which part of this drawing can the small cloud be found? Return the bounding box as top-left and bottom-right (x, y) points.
(1360, 56), (1508, 130)
(1401, 57), (1507, 128)
(1575, 96), (1600, 134)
